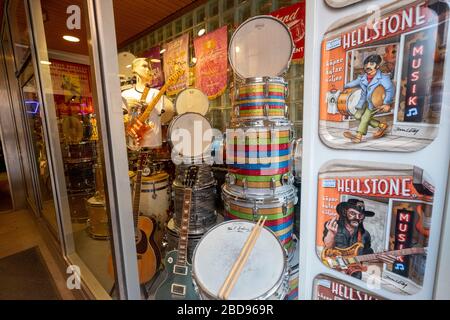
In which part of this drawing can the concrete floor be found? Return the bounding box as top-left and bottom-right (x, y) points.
(0, 209), (76, 299)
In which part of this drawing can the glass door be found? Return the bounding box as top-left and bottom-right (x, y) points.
(24, 0), (140, 299)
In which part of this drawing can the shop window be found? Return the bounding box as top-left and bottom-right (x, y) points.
(256, 0), (273, 14)
(238, 3), (251, 23)
(175, 19), (183, 34)
(184, 14), (194, 29)
(7, 0), (31, 71)
(196, 7), (206, 23)
(223, 0), (235, 12)
(209, 0), (219, 17)
(208, 18), (220, 31)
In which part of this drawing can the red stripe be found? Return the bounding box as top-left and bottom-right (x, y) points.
(238, 92), (285, 98)
(225, 212), (294, 227)
(238, 105), (285, 110)
(229, 167), (290, 175)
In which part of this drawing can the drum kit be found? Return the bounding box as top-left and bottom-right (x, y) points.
(124, 16), (300, 300)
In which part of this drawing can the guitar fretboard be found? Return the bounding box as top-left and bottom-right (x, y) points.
(355, 247), (425, 263)
(176, 188), (192, 266)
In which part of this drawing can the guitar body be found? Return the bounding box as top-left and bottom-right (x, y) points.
(155, 251), (198, 300)
(108, 215), (160, 284)
(321, 242), (363, 265)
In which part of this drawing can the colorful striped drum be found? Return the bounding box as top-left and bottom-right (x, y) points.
(234, 77), (288, 120)
(222, 185), (297, 251)
(225, 123), (293, 194)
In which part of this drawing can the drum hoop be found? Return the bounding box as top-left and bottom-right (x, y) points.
(173, 181), (216, 190)
(222, 185), (296, 204)
(174, 88), (209, 116)
(168, 112), (213, 157)
(241, 77), (287, 85)
(230, 118), (292, 128)
(228, 15), (294, 79)
(191, 219), (287, 300)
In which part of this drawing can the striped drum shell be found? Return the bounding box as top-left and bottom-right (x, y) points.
(222, 184), (297, 252)
(233, 77), (288, 120)
(225, 121), (294, 194)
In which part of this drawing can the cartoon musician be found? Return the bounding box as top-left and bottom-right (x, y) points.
(343, 54), (395, 143)
(322, 199), (396, 279)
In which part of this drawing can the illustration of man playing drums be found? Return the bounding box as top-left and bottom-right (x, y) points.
(343, 54), (395, 143)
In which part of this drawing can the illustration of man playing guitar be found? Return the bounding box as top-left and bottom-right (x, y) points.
(323, 199), (397, 279)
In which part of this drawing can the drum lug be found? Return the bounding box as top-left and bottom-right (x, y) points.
(234, 105), (240, 117)
(264, 81), (269, 97)
(152, 182), (157, 199)
(282, 203), (288, 217)
(242, 177), (248, 194)
(252, 204), (259, 222)
(284, 104), (289, 118)
(264, 103), (270, 117)
(270, 177), (276, 190)
(282, 173), (290, 186)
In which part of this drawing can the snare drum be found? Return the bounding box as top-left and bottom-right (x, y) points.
(164, 219), (203, 264)
(192, 220), (289, 300)
(222, 185), (296, 252)
(136, 172), (171, 246)
(86, 193), (109, 240)
(175, 88), (209, 116)
(226, 120), (294, 194)
(168, 112), (214, 165)
(233, 77), (288, 120)
(337, 87), (362, 116)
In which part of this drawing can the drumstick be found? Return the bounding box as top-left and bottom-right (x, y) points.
(217, 217), (263, 299)
(222, 217), (266, 300)
(218, 216), (267, 300)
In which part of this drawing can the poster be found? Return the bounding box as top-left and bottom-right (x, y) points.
(142, 46), (164, 89)
(316, 160), (433, 295)
(313, 274), (384, 300)
(270, 1), (305, 60)
(319, 0), (449, 151)
(162, 33), (190, 96)
(194, 26), (228, 99)
(49, 59), (94, 115)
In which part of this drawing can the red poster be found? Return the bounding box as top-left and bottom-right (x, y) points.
(270, 1), (305, 60)
(194, 26), (228, 99)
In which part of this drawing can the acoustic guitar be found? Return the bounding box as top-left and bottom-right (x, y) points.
(321, 243), (427, 276)
(155, 165), (199, 300)
(126, 67), (184, 148)
(108, 153), (160, 284)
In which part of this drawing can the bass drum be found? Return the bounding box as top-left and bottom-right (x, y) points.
(192, 220), (289, 300)
(337, 87), (361, 116)
(135, 172), (171, 248)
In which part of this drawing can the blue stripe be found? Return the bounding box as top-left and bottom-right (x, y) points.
(276, 231), (292, 242)
(237, 95), (284, 101)
(232, 149), (290, 158)
(230, 161), (290, 170)
(237, 102), (286, 107)
(267, 220), (293, 232)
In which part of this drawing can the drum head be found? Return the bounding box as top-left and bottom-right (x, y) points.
(229, 16), (294, 79)
(168, 113), (213, 159)
(347, 88), (362, 115)
(192, 220), (286, 300)
(118, 52), (136, 80)
(161, 96), (175, 124)
(175, 88), (209, 116)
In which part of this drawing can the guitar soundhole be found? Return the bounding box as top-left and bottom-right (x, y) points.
(136, 229), (148, 255)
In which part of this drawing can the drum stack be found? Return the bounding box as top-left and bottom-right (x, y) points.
(60, 104), (98, 223)
(222, 16), (298, 258)
(163, 89), (218, 263)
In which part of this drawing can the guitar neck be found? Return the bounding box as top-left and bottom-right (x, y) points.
(138, 82), (169, 124)
(176, 188), (192, 266)
(356, 247), (425, 263)
(132, 170), (142, 236)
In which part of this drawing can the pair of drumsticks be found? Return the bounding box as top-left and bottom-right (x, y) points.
(218, 216), (267, 300)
